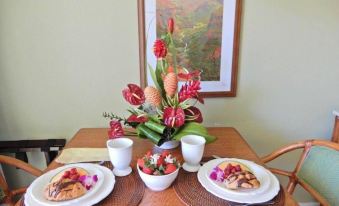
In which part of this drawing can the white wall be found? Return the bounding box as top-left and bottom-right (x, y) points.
(1, 0), (339, 203)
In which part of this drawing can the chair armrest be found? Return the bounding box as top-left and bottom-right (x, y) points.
(0, 155), (43, 177)
(261, 141), (305, 163)
(266, 167), (293, 177)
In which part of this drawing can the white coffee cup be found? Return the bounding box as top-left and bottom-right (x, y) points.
(181, 135), (206, 172)
(107, 138), (133, 176)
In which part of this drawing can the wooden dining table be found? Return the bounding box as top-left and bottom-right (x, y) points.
(17, 127), (298, 206)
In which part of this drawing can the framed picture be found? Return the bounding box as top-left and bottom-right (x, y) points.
(138, 0), (242, 97)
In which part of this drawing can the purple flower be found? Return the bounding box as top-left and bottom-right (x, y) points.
(209, 167), (224, 182)
(79, 175), (98, 190)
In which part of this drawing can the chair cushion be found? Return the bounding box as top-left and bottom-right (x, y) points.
(297, 146), (339, 205)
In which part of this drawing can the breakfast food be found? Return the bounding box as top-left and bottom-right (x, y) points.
(137, 150), (180, 175)
(209, 161), (260, 190)
(224, 171), (260, 189)
(44, 167), (98, 201)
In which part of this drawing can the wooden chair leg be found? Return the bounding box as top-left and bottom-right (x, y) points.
(332, 114), (339, 143)
(286, 178), (297, 194)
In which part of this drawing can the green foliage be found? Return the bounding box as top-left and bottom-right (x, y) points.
(148, 63), (161, 91)
(173, 122), (216, 143)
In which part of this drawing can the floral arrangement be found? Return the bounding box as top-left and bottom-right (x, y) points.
(103, 18), (215, 146)
(137, 150), (180, 175)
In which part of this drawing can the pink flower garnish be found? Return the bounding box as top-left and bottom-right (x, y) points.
(79, 175), (98, 190)
(108, 121), (124, 139)
(122, 84), (145, 105)
(209, 167), (224, 182)
(184, 106), (203, 123)
(163, 107), (185, 128)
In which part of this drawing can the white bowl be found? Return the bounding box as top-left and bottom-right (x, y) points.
(137, 164), (179, 191)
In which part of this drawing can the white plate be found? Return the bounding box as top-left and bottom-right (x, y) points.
(30, 164), (104, 206)
(206, 158), (271, 196)
(198, 158), (280, 204)
(25, 164), (115, 206)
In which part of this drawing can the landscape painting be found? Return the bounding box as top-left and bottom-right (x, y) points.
(139, 0), (241, 97)
(156, 0), (224, 81)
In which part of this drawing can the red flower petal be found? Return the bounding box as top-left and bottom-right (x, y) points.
(163, 107), (185, 128)
(184, 106), (203, 123)
(178, 80), (202, 103)
(167, 18), (174, 34)
(122, 84), (145, 105)
(178, 70), (201, 81)
(127, 114), (148, 123)
(108, 121), (124, 139)
(153, 39), (167, 59)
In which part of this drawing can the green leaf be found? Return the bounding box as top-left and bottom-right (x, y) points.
(172, 122), (216, 144)
(144, 121), (166, 134)
(136, 124), (164, 145)
(148, 63), (161, 91)
(155, 60), (166, 98)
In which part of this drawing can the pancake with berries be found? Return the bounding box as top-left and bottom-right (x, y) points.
(44, 167), (88, 201)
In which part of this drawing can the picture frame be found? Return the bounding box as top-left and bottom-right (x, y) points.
(138, 0), (242, 97)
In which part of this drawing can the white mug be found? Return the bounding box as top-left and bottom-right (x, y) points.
(181, 135), (206, 172)
(107, 138), (133, 176)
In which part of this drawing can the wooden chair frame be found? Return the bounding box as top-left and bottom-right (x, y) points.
(261, 139), (339, 206)
(332, 111), (339, 143)
(0, 155), (43, 206)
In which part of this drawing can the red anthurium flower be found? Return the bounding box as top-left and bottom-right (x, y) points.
(153, 39), (167, 59)
(178, 80), (203, 103)
(108, 121), (124, 139)
(163, 107), (185, 128)
(122, 84), (145, 105)
(184, 106), (203, 123)
(167, 18), (174, 34)
(178, 70), (201, 81)
(127, 114), (148, 123)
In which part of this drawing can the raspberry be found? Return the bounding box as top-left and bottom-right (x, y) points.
(70, 168), (77, 175)
(62, 171), (71, 178)
(235, 165), (241, 172)
(70, 174), (79, 180)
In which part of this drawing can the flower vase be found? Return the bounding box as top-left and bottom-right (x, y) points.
(156, 140), (180, 150)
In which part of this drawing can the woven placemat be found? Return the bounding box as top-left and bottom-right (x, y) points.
(96, 161), (145, 206)
(173, 169), (285, 206)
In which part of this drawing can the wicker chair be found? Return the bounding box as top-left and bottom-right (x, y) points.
(332, 111), (339, 143)
(0, 155), (43, 206)
(261, 140), (339, 206)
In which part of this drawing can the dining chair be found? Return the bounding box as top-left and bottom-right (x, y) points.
(0, 155), (43, 206)
(261, 139), (339, 206)
(332, 110), (339, 143)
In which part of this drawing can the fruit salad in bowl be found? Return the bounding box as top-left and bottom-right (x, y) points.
(137, 151), (181, 191)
